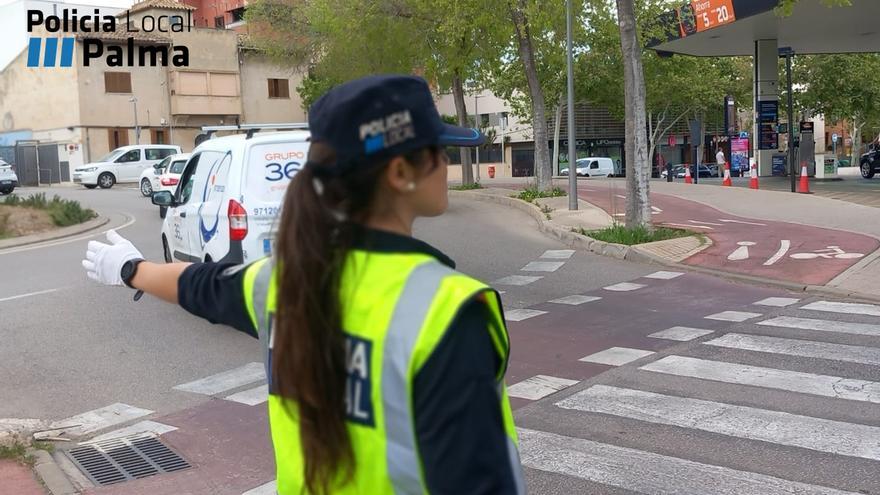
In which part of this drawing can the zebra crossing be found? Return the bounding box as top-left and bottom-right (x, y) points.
(517, 298), (880, 494)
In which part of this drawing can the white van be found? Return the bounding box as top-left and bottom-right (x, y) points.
(577, 157), (616, 177)
(152, 125), (308, 264)
(73, 144), (181, 189)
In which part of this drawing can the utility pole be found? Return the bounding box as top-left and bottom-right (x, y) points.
(129, 96), (140, 144)
(474, 94), (482, 182)
(785, 50), (796, 193)
(566, 0), (578, 210)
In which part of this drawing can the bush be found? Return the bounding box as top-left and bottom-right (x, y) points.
(449, 182), (483, 191)
(515, 186), (566, 203)
(2, 193), (96, 227)
(579, 224), (693, 246)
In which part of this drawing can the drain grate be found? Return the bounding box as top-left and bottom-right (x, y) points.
(66, 433), (191, 486)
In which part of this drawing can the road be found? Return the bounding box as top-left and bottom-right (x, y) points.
(1, 185), (879, 494)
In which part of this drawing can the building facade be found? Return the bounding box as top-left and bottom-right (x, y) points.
(0, 0), (306, 182)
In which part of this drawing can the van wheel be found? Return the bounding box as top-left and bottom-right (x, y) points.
(162, 235), (173, 263)
(84, 185), (97, 189)
(861, 160), (875, 179)
(607, 173), (614, 178)
(140, 178), (153, 197)
(98, 173), (115, 189)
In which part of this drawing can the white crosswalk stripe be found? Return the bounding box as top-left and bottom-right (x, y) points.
(640, 355), (880, 404)
(758, 316), (880, 337)
(801, 301), (880, 317)
(518, 307), (880, 493)
(519, 428), (859, 495)
(507, 375), (579, 400)
(173, 362), (266, 396)
(704, 333), (880, 366)
(556, 385), (880, 461)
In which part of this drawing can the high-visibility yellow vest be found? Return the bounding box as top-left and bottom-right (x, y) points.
(242, 249), (523, 494)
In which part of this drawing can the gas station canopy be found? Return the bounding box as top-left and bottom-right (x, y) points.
(649, 0), (880, 57)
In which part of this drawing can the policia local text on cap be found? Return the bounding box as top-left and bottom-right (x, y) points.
(83, 75), (526, 495)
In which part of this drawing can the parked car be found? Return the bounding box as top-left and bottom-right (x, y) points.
(661, 165), (686, 179)
(0, 160), (18, 194)
(560, 157), (616, 177)
(152, 130), (308, 264)
(73, 144), (181, 189)
(662, 164), (714, 179)
(860, 145), (880, 178)
(139, 153), (191, 197)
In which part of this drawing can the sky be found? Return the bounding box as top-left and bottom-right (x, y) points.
(0, 0), (133, 7)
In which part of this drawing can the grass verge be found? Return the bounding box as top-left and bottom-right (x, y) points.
(514, 186), (566, 203)
(449, 182), (483, 191)
(0, 442), (35, 466)
(1, 193), (96, 227)
(576, 224), (693, 246)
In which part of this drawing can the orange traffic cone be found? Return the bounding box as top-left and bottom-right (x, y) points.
(684, 164), (693, 184)
(749, 158), (759, 190)
(722, 162), (732, 186)
(798, 162), (811, 194)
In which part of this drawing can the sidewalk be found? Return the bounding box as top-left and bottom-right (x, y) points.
(0, 459), (46, 495)
(462, 178), (880, 299)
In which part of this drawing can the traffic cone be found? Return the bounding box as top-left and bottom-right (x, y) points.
(749, 158), (759, 190)
(722, 162), (732, 186)
(684, 164), (693, 184)
(798, 162), (811, 194)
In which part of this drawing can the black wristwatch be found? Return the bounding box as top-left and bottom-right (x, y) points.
(121, 258), (145, 289)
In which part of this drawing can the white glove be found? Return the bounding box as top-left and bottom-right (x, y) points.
(82, 230), (144, 286)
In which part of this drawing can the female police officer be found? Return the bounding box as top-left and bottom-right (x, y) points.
(82, 75), (525, 495)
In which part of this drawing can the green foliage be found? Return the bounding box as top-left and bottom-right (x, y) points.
(0, 442), (33, 466)
(776, 0), (850, 16)
(449, 182), (483, 190)
(580, 224), (692, 245)
(514, 186), (566, 203)
(794, 54), (880, 128)
(2, 193), (97, 227)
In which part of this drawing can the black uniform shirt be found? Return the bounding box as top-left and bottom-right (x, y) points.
(177, 227), (517, 494)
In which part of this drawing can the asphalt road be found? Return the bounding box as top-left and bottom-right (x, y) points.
(2, 185), (879, 495)
(0, 185), (651, 422)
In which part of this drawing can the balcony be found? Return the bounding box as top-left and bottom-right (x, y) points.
(170, 94), (241, 116)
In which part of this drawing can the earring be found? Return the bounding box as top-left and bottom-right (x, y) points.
(405, 182), (416, 191)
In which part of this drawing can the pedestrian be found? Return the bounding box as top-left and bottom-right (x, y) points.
(81, 75), (524, 495)
(716, 146), (726, 177)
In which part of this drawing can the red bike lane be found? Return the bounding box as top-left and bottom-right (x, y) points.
(575, 184), (879, 285)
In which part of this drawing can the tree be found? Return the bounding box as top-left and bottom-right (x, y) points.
(614, 0), (651, 228)
(776, 0), (850, 15)
(580, 0), (749, 228)
(246, 0), (505, 186)
(794, 54), (880, 168)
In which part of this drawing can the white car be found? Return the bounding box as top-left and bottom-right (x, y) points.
(0, 160), (18, 194)
(560, 157), (616, 177)
(73, 144), (181, 189)
(139, 153), (192, 197)
(152, 129), (308, 264)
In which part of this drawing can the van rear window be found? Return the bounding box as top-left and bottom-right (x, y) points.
(246, 142), (309, 202)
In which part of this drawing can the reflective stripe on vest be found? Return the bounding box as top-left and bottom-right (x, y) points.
(246, 255), (524, 494)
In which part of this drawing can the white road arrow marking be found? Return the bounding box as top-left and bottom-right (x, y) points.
(718, 219), (767, 226)
(690, 220), (723, 226)
(665, 222), (713, 230)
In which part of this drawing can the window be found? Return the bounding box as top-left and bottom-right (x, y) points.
(104, 72), (132, 94)
(146, 148), (175, 160)
(480, 114), (490, 127)
(169, 160), (188, 174)
(151, 129), (166, 144)
(268, 78), (290, 99)
(214, 15), (225, 29)
(590, 161), (599, 169)
(230, 7), (245, 22)
(108, 128), (129, 149)
(500, 112), (509, 130)
(176, 154), (201, 204)
(117, 150), (141, 163)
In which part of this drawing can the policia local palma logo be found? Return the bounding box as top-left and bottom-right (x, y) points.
(27, 9), (191, 68)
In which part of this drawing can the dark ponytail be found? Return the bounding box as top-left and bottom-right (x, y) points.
(273, 143), (440, 494)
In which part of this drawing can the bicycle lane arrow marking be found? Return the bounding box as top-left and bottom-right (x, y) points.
(763, 240), (791, 266)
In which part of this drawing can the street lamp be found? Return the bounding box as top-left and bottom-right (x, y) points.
(474, 94), (484, 182)
(129, 96), (140, 144)
(566, 0), (578, 210)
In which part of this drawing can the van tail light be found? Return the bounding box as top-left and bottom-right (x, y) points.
(228, 199), (248, 241)
(160, 177), (179, 186)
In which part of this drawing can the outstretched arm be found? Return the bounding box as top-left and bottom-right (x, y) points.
(82, 230), (256, 337)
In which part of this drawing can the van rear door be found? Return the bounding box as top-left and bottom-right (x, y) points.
(243, 140), (309, 259)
